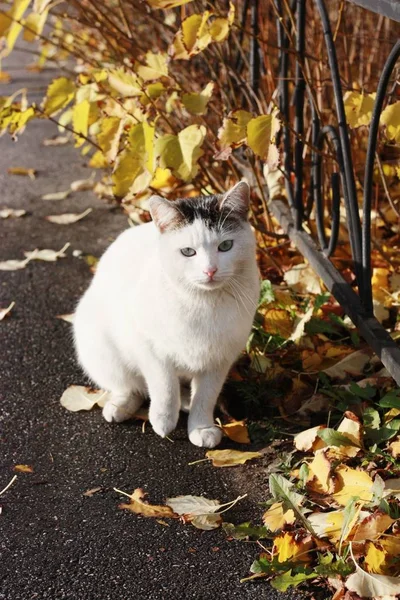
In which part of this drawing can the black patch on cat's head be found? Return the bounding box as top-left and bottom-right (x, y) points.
(173, 194), (242, 232)
(149, 182), (250, 233)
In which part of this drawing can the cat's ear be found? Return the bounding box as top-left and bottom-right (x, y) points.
(149, 195), (182, 232)
(219, 181), (250, 220)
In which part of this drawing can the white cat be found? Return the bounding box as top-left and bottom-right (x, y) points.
(73, 181), (260, 447)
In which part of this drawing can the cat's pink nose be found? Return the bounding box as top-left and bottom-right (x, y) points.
(204, 267), (218, 279)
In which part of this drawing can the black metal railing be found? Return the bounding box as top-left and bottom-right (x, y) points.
(259, 0), (400, 383)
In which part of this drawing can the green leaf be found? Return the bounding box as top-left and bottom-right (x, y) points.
(314, 292), (331, 310)
(305, 317), (338, 335)
(339, 497), (358, 554)
(363, 407), (381, 430)
(349, 382), (376, 400)
(379, 390), (400, 409)
(317, 428), (361, 448)
(271, 569), (317, 592)
(259, 279), (275, 305)
(268, 474), (315, 535)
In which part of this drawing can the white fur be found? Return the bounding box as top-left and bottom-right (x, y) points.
(73, 185), (260, 447)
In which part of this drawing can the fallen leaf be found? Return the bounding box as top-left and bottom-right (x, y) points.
(306, 450), (335, 494)
(289, 306), (314, 343)
(263, 308), (293, 338)
(0, 208), (26, 218)
(0, 301), (15, 321)
(42, 135), (70, 146)
(387, 437), (400, 457)
(220, 420), (250, 444)
(0, 71), (11, 83)
(308, 507), (362, 543)
(45, 208), (92, 225)
(60, 386), (110, 412)
(273, 532), (313, 563)
(364, 541), (387, 574)
(119, 488), (177, 518)
(294, 425), (326, 452)
(7, 167), (36, 179)
(333, 466), (374, 506)
(0, 258), (30, 271)
(23, 243), (70, 262)
(166, 495), (220, 516)
(345, 567), (400, 597)
(41, 190), (71, 201)
(83, 487), (103, 497)
(284, 263), (322, 295)
(190, 513), (223, 530)
(70, 172), (96, 191)
(56, 313), (75, 323)
(351, 510), (395, 542)
(14, 464), (33, 473)
(205, 449), (262, 467)
(262, 502), (296, 532)
(323, 350), (371, 379)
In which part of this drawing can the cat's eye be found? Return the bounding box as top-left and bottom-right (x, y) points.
(218, 240), (233, 252)
(180, 247), (196, 257)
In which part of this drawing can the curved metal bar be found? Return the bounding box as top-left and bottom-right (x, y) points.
(362, 39), (400, 317)
(293, 0), (306, 229)
(274, 0), (294, 209)
(314, 0), (363, 292)
(314, 125), (343, 257)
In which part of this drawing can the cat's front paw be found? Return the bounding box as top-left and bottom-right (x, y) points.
(150, 411), (179, 438)
(102, 394), (142, 423)
(189, 426), (222, 448)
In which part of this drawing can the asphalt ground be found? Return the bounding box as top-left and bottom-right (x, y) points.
(0, 47), (302, 600)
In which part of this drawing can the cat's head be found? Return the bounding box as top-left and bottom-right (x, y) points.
(149, 181), (255, 292)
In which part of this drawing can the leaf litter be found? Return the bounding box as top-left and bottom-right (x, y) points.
(0, 243), (70, 271)
(45, 208), (92, 224)
(0, 208), (26, 218)
(0, 301), (15, 321)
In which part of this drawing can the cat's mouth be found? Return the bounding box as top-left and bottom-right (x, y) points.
(195, 278), (225, 290)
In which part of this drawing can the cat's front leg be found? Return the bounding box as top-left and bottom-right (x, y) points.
(141, 356), (180, 438)
(188, 365), (230, 448)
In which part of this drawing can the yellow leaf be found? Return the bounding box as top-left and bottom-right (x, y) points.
(327, 413), (362, 459)
(112, 150), (146, 199)
(137, 51), (169, 80)
(210, 3), (234, 42)
(0, 0), (31, 37)
(97, 116), (124, 162)
(306, 450), (334, 494)
(171, 12), (211, 60)
(273, 532), (313, 563)
(72, 100), (90, 146)
(108, 69), (142, 97)
(42, 77), (75, 116)
(182, 82), (214, 115)
(308, 506), (362, 543)
(205, 449), (262, 467)
(0, 71), (11, 83)
(112, 121), (155, 198)
(263, 502), (295, 532)
(14, 464), (33, 473)
(263, 308), (293, 338)
(247, 114), (280, 160)
(344, 91), (376, 128)
(89, 150), (109, 169)
(8, 166), (36, 178)
(156, 124), (205, 181)
(147, 0), (194, 8)
(140, 82), (166, 105)
(150, 167), (176, 190)
(221, 420), (250, 444)
(364, 541), (387, 574)
(218, 109), (252, 150)
(119, 488), (178, 518)
(333, 465), (374, 506)
(372, 267), (391, 306)
(381, 101), (400, 143)
(23, 10), (47, 41)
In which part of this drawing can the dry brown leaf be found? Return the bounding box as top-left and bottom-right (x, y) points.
(119, 488), (177, 518)
(284, 263), (322, 295)
(262, 502), (296, 532)
(0, 301), (15, 321)
(387, 437), (400, 458)
(0, 71), (11, 83)
(14, 465), (33, 473)
(0, 208), (26, 218)
(220, 420), (250, 444)
(45, 208), (92, 225)
(60, 386), (109, 412)
(205, 449), (262, 467)
(351, 511), (395, 542)
(345, 568), (400, 597)
(8, 167), (36, 179)
(56, 313), (75, 324)
(263, 308), (293, 338)
(83, 487), (103, 497)
(323, 350), (371, 380)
